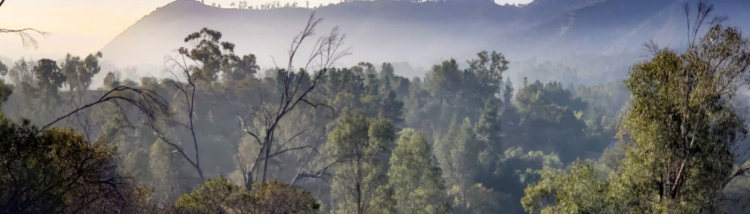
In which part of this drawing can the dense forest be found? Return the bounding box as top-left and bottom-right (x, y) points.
(2, 1), (750, 214)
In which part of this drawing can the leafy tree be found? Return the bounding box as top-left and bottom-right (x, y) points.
(522, 4), (750, 213)
(62, 52), (102, 93)
(380, 62), (395, 80)
(0, 122), (146, 213)
(474, 99), (502, 168)
(33, 59), (66, 100)
(521, 161), (611, 214)
(435, 117), (483, 212)
(328, 110), (394, 214)
(609, 24), (750, 212)
(0, 60), (7, 76)
(386, 129), (451, 214)
(103, 71), (121, 89)
(180, 28), (238, 83)
(466, 50), (508, 101)
(424, 59), (461, 99)
(149, 138), (184, 202)
(0, 80), (11, 108)
(6, 58), (35, 87)
(380, 82), (404, 124)
(223, 53), (259, 81)
(173, 177), (319, 214)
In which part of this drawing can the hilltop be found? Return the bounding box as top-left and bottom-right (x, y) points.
(99, 0), (750, 83)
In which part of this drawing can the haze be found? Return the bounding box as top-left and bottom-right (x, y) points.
(0, 0), (532, 59)
(3, 0), (750, 213)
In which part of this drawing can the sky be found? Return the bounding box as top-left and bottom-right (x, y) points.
(0, 0), (533, 60)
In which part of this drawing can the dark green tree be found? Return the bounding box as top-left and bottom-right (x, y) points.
(33, 59), (65, 100)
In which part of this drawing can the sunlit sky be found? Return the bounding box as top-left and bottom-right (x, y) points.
(0, 0), (533, 60)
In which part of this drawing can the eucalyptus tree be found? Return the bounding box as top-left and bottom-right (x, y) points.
(522, 2), (750, 213)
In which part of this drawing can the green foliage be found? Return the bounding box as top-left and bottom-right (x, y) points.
(33, 58), (66, 99)
(0, 121), (146, 213)
(521, 22), (750, 214)
(521, 161), (611, 214)
(0, 60), (7, 76)
(0, 79), (12, 107)
(386, 129), (451, 214)
(328, 110), (394, 214)
(6, 58), (35, 87)
(436, 117), (480, 208)
(103, 71), (121, 89)
(380, 62), (395, 80)
(62, 52), (102, 92)
(173, 177), (319, 214)
(180, 28), (254, 83)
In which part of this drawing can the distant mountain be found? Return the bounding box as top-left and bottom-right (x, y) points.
(99, 0), (750, 82)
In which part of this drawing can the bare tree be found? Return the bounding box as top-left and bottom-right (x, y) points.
(150, 53), (207, 182)
(237, 13), (349, 185)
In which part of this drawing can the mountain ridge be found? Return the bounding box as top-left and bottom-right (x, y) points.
(99, 0), (750, 83)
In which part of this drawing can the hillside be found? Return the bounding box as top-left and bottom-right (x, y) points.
(99, 0), (750, 83)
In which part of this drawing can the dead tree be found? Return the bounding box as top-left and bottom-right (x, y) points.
(237, 13), (348, 185)
(149, 53), (208, 182)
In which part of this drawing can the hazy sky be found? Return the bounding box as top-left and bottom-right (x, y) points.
(0, 0), (533, 60)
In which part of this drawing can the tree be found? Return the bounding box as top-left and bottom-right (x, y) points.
(6, 58), (35, 87)
(0, 60), (7, 76)
(612, 24), (749, 212)
(466, 50), (508, 101)
(424, 59), (461, 98)
(223, 54), (259, 81)
(62, 52), (102, 93)
(473, 99), (502, 181)
(522, 2), (750, 213)
(502, 78), (514, 111)
(180, 28), (239, 83)
(521, 160), (611, 214)
(237, 13), (349, 184)
(380, 62), (395, 80)
(154, 27), (248, 182)
(103, 71), (121, 89)
(386, 129), (451, 214)
(435, 117), (480, 213)
(0, 80), (11, 109)
(172, 177), (319, 214)
(33, 59), (66, 100)
(327, 110), (394, 214)
(0, 121), (147, 213)
(378, 76), (404, 124)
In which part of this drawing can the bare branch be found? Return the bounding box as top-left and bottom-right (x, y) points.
(240, 13), (348, 183)
(0, 28), (50, 48)
(36, 86), (168, 135)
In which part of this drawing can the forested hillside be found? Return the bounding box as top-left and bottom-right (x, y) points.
(97, 0), (750, 86)
(2, 0), (750, 213)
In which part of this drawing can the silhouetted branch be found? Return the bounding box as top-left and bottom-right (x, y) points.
(241, 12), (349, 183)
(0, 28), (50, 48)
(36, 86), (168, 135)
